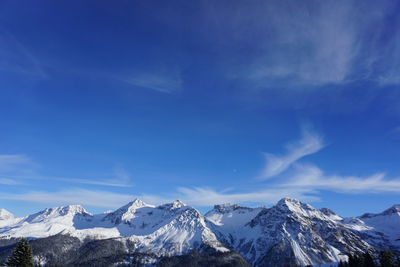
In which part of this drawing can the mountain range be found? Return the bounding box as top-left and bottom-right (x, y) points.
(0, 197), (399, 266)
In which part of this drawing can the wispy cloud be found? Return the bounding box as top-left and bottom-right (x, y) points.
(0, 189), (135, 208)
(388, 126), (400, 136)
(47, 166), (133, 187)
(283, 164), (400, 194)
(0, 154), (37, 174)
(213, 0), (399, 92)
(256, 130), (400, 195)
(0, 154), (133, 188)
(117, 68), (182, 94)
(0, 29), (47, 78)
(0, 178), (20, 185)
(49, 176), (133, 188)
(258, 129), (324, 180)
(0, 174), (133, 188)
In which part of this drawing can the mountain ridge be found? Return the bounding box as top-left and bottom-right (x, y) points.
(1, 198), (399, 266)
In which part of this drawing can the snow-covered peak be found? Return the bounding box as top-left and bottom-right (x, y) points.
(320, 208), (343, 221)
(117, 198), (153, 213)
(276, 197), (308, 207)
(0, 208), (14, 220)
(0, 208), (19, 228)
(0, 205), (94, 239)
(158, 200), (186, 210)
(26, 205), (91, 222)
(206, 203), (264, 228)
(120, 198), (153, 214)
(247, 198), (337, 230)
(275, 197), (317, 215)
(103, 199), (154, 224)
(129, 199), (150, 209)
(355, 204), (400, 246)
(360, 205), (400, 219)
(384, 204), (400, 215)
(213, 198), (370, 266)
(61, 205), (91, 215)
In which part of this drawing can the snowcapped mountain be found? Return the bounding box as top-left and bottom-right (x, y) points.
(205, 204), (265, 252)
(0, 199), (227, 258)
(1, 198), (400, 266)
(0, 209), (17, 228)
(101, 199), (155, 225)
(341, 204), (400, 250)
(206, 198), (372, 266)
(0, 209), (14, 221)
(359, 205), (400, 242)
(0, 205), (97, 239)
(100, 199), (228, 256)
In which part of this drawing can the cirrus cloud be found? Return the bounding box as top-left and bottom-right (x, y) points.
(258, 129), (324, 180)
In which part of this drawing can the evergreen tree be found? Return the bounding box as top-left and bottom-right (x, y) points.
(380, 250), (395, 267)
(348, 254), (360, 267)
(348, 253), (372, 267)
(363, 252), (376, 267)
(5, 238), (34, 267)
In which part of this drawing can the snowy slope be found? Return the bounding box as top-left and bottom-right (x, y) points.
(340, 204), (400, 250)
(205, 204), (265, 250)
(359, 205), (400, 244)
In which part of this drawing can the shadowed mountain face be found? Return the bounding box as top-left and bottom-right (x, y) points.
(1, 198), (399, 266)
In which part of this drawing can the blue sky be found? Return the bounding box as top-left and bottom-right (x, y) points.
(1, 0), (400, 217)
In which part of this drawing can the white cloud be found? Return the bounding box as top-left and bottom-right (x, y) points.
(51, 176), (133, 187)
(217, 0), (398, 88)
(0, 178), (20, 185)
(118, 68), (182, 94)
(283, 164), (400, 193)
(0, 189), (136, 209)
(0, 174), (133, 188)
(0, 154), (36, 174)
(50, 166), (133, 187)
(258, 129), (324, 180)
(0, 154), (132, 188)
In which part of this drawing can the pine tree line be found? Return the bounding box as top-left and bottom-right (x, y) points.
(3, 238), (400, 267)
(338, 250), (400, 267)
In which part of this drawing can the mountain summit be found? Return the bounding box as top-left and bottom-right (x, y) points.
(0, 209), (14, 221)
